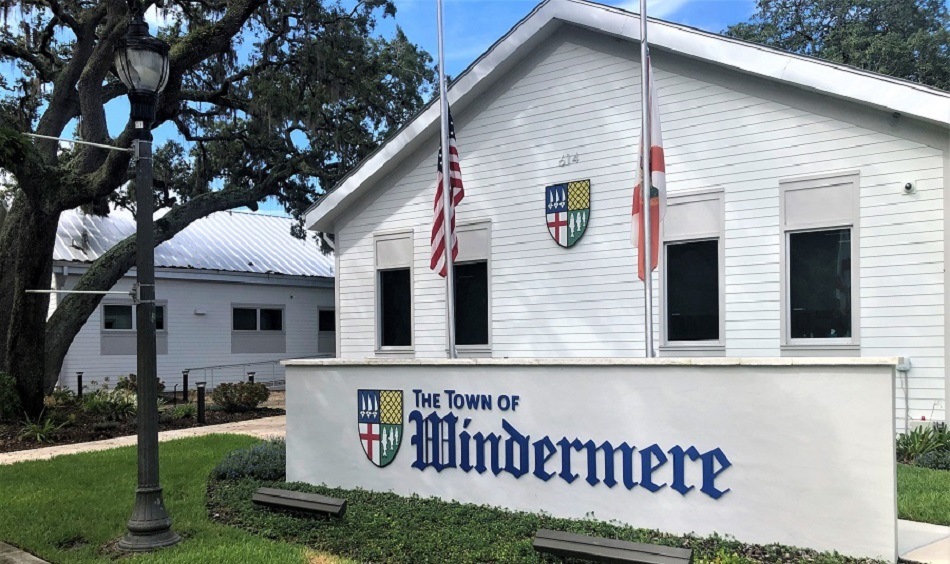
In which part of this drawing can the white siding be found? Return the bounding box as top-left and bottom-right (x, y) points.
(334, 28), (946, 424)
(57, 274), (334, 390)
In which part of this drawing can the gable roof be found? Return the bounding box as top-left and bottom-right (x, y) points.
(306, 0), (950, 233)
(55, 208), (334, 278)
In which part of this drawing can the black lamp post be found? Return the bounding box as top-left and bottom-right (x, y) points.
(114, 12), (180, 552)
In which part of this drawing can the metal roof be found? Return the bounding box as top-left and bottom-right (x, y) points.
(305, 0), (950, 233)
(55, 208), (334, 278)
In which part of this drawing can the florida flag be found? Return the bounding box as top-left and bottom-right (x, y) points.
(631, 55), (666, 281)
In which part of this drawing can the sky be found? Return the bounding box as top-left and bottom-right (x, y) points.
(383, 0), (757, 79)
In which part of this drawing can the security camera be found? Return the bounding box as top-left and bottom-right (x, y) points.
(903, 182), (916, 195)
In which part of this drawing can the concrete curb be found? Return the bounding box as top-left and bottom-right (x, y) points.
(0, 542), (48, 564)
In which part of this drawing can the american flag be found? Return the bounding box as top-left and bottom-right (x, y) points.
(430, 111), (465, 277)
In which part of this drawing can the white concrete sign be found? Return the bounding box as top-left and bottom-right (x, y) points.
(285, 358), (897, 561)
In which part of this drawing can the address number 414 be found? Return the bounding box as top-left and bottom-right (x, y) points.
(558, 153), (579, 167)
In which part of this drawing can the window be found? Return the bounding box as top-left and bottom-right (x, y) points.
(319, 309), (336, 332)
(789, 229), (851, 339)
(103, 305), (133, 330)
(781, 172), (859, 350)
(102, 304), (166, 331)
(380, 269), (411, 347)
(666, 240), (718, 341)
(375, 231), (413, 351)
(660, 190), (724, 352)
(100, 302), (167, 355)
(232, 307), (283, 331)
(231, 305), (286, 354)
(454, 222), (491, 352)
(455, 261), (488, 345)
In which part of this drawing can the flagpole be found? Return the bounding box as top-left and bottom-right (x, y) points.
(437, 0), (457, 359)
(639, 0), (655, 358)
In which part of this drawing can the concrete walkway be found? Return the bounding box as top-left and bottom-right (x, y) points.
(1, 417), (947, 563)
(0, 416), (285, 466)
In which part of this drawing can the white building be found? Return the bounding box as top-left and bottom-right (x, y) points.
(52, 209), (336, 391)
(304, 0), (950, 428)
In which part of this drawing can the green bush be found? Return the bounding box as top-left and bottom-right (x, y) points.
(173, 403), (198, 419)
(897, 425), (945, 463)
(212, 439), (285, 481)
(0, 372), (21, 421)
(915, 450), (950, 471)
(81, 389), (137, 421)
(115, 373), (165, 393)
(45, 385), (76, 408)
(211, 382), (269, 412)
(18, 412), (65, 443)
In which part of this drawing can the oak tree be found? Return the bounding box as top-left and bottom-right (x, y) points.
(0, 0), (434, 415)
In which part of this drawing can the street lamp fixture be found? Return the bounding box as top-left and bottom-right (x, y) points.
(114, 11), (180, 552)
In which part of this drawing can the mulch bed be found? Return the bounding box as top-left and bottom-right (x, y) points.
(0, 405), (284, 454)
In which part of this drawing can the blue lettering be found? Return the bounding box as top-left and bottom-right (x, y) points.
(408, 409), (732, 501)
(498, 395), (511, 410)
(502, 420), (530, 478)
(557, 437), (579, 484)
(481, 395), (492, 410)
(668, 446), (700, 496)
(532, 436), (557, 481)
(640, 444), (668, 492)
(699, 447), (732, 499)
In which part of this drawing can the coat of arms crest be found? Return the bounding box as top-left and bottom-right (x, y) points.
(357, 389), (403, 467)
(546, 179), (590, 248)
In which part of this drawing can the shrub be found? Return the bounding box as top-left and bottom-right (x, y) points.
(211, 382), (269, 412)
(212, 439), (286, 481)
(897, 425), (944, 463)
(45, 386), (76, 408)
(0, 372), (21, 422)
(172, 404), (198, 419)
(18, 412), (65, 443)
(915, 450), (950, 471)
(81, 389), (137, 421)
(115, 373), (166, 393)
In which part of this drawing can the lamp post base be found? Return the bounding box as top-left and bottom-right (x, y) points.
(117, 486), (181, 551)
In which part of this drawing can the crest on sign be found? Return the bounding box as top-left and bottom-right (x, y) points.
(357, 389), (403, 468)
(545, 179), (590, 248)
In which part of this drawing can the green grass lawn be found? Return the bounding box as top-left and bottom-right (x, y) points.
(0, 436), (946, 563)
(897, 463), (950, 526)
(0, 434), (310, 564)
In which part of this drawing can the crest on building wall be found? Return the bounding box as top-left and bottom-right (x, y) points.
(357, 389), (403, 468)
(545, 180), (590, 248)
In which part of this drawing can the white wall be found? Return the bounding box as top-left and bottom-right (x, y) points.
(333, 27), (946, 424)
(56, 271), (335, 391)
(286, 358), (898, 561)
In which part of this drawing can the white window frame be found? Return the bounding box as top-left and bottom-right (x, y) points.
(374, 229), (414, 355)
(454, 220), (492, 357)
(659, 189), (725, 356)
(780, 171), (860, 355)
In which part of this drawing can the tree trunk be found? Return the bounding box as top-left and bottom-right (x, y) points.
(0, 198), (59, 417)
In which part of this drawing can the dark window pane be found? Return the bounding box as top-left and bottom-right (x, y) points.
(155, 305), (165, 331)
(319, 310), (336, 332)
(233, 308), (257, 331)
(455, 262), (489, 345)
(380, 268), (411, 347)
(104, 305), (133, 330)
(667, 240), (719, 341)
(260, 309), (283, 331)
(790, 229), (851, 339)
